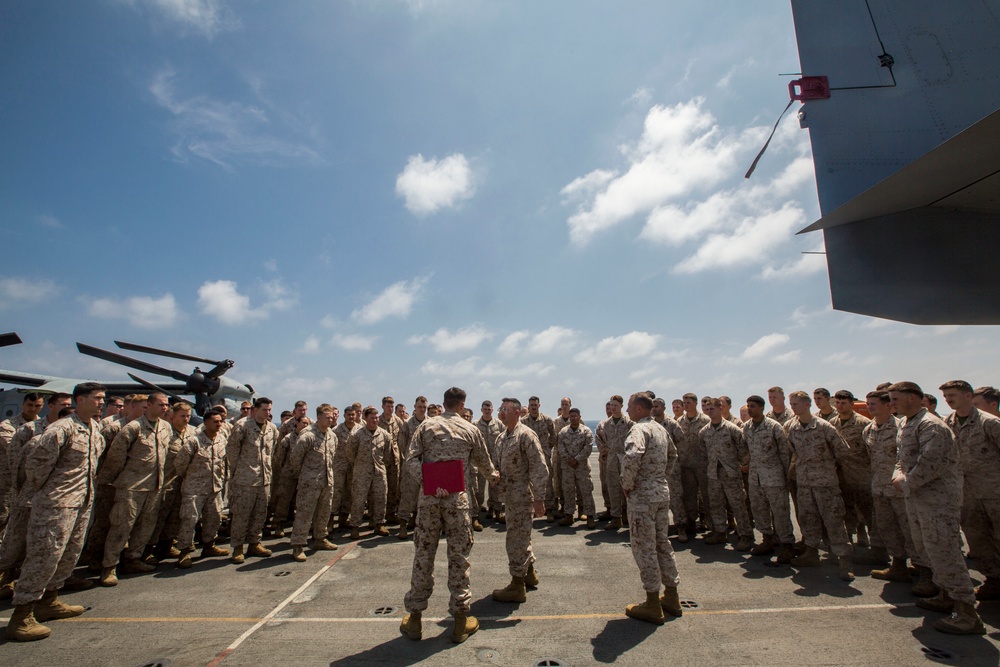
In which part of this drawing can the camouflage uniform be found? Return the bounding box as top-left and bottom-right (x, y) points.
(268, 419), (301, 528)
(287, 424), (338, 546)
(402, 411), (495, 614)
(100, 415), (172, 567)
(621, 417), (680, 592)
(815, 409), (837, 422)
(655, 417), (686, 525)
(896, 408), (974, 603)
(346, 426), (390, 527)
(330, 421), (360, 522)
(226, 418), (278, 548)
(786, 416), (853, 557)
(676, 412), (711, 527)
(148, 423), (195, 549)
(864, 416), (920, 563)
(829, 412), (874, 540)
(82, 417), (133, 566)
(520, 412), (558, 513)
(0, 421), (49, 572)
(0, 414), (33, 533)
(174, 429), (227, 551)
(766, 409), (794, 429)
(946, 407), (1000, 581)
(12, 415), (103, 606)
(743, 417), (794, 544)
(699, 420), (752, 537)
(475, 416), (505, 514)
(495, 422), (548, 576)
(552, 415), (569, 511)
(557, 424), (596, 518)
(596, 416), (635, 520)
(379, 413), (405, 519)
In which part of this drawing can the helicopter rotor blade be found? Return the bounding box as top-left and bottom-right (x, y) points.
(126, 373), (187, 404)
(77, 343), (189, 383)
(114, 340), (225, 367)
(0, 332), (23, 348)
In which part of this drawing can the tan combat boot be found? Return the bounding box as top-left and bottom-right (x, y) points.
(350, 527), (361, 540)
(399, 611), (421, 640)
(99, 567), (119, 587)
(0, 568), (16, 599)
(775, 543), (795, 564)
(871, 557), (911, 583)
(934, 601), (987, 635)
(585, 516), (597, 529)
(750, 534), (775, 556)
(676, 525), (689, 543)
(61, 575), (94, 591)
(5, 603), (51, 641)
(605, 517), (622, 530)
(912, 566), (939, 597)
(492, 576), (527, 603)
(247, 542), (272, 557)
(660, 585), (683, 617)
(375, 525), (390, 537)
(119, 558), (156, 574)
(558, 514), (574, 527)
(230, 545), (245, 564)
(703, 531), (728, 545)
(916, 589), (954, 613)
(625, 591), (665, 625)
(734, 535), (755, 552)
(525, 563), (539, 589)
(202, 541), (230, 558)
(177, 550), (194, 569)
(838, 556), (855, 582)
(472, 518), (484, 532)
(314, 538), (338, 551)
(451, 612), (479, 643)
(397, 524), (409, 540)
(34, 589), (85, 622)
(791, 546), (821, 567)
(291, 546), (307, 562)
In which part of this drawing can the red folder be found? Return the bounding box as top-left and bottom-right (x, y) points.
(422, 459), (466, 495)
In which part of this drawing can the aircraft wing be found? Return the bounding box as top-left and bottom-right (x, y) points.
(789, 0), (1000, 324)
(0, 369), (187, 394)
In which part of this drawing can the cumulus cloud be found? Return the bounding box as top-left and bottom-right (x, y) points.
(352, 276), (428, 325)
(740, 333), (790, 360)
(395, 153), (476, 216)
(300, 335), (321, 354)
(197, 279), (295, 325)
(87, 293), (182, 329)
(0, 276), (59, 308)
(574, 331), (660, 365)
(497, 326), (578, 356)
(408, 325), (492, 353)
(331, 333), (378, 351)
(149, 67), (320, 168)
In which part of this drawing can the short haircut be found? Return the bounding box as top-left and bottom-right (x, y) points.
(131, 394), (149, 404)
(833, 390), (855, 401)
(316, 403), (335, 416)
(671, 399), (683, 405)
(362, 406), (378, 418)
(788, 390), (811, 404)
(887, 381), (923, 397)
(974, 386), (1000, 404)
(682, 392), (698, 402)
(632, 392), (654, 410)
(23, 392), (43, 403)
(610, 395), (624, 404)
(767, 386), (784, 395)
(48, 392), (72, 405)
(528, 396), (540, 403)
(866, 390), (891, 404)
(171, 402), (193, 413)
(719, 395), (732, 406)
(294, 400), (307, 408)
(652, 398), (665, 406)
(72, 382), (106, 401)
(501, 397), (522, 411)
(875, 382), (892, 391)
(253, 397), (273, 409)
(343, 405), (355, 413)
(382, 396), (394, 405)
(148, 392), (168, 404)
(746, 395), (765, 407)
(482, 400), (492, 407)
(813, 387), (831, 398)
(568, 407), (581, 415)
(415, 396), (428, 403)
(939, 380), (974, 394)
(924, 394), (938, 407)
(207, 406), (228, 417)
(443, 387), (466, 410)
(57, 406), (75, 419)
(280, 410), (293, 420)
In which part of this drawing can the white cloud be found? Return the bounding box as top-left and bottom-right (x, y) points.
(574, 331), (660, 365)
(149, 67), (319, 168)
(0, 276), (59, 308)
(408, 325), (492, 353)
(395, 153), (476, 216)
(562, 98), (764, 244)
(497, 326), (578, 356)
(352, 276), (428, 325)
(740, 333), (790, 360)
(87, 293), (181, 329)
(37, 213), (64, 229)
(198, 280), (262, 325)
(331, 333), (378, 352)
(300, 335), (321, 354)
(773, 350), (802, 364)
(320, 314), (339, 329)
(421, 356), (554, 379)
(129, 0), (239, 37)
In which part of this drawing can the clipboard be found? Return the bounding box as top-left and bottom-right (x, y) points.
(422, 459), (465, 495)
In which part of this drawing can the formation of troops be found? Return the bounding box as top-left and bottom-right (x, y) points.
(1, 378), (998, 645)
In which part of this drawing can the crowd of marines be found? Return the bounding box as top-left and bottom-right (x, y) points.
(0, 378), (997, 644)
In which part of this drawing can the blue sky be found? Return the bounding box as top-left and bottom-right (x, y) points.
(2, 0), (997, 418)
